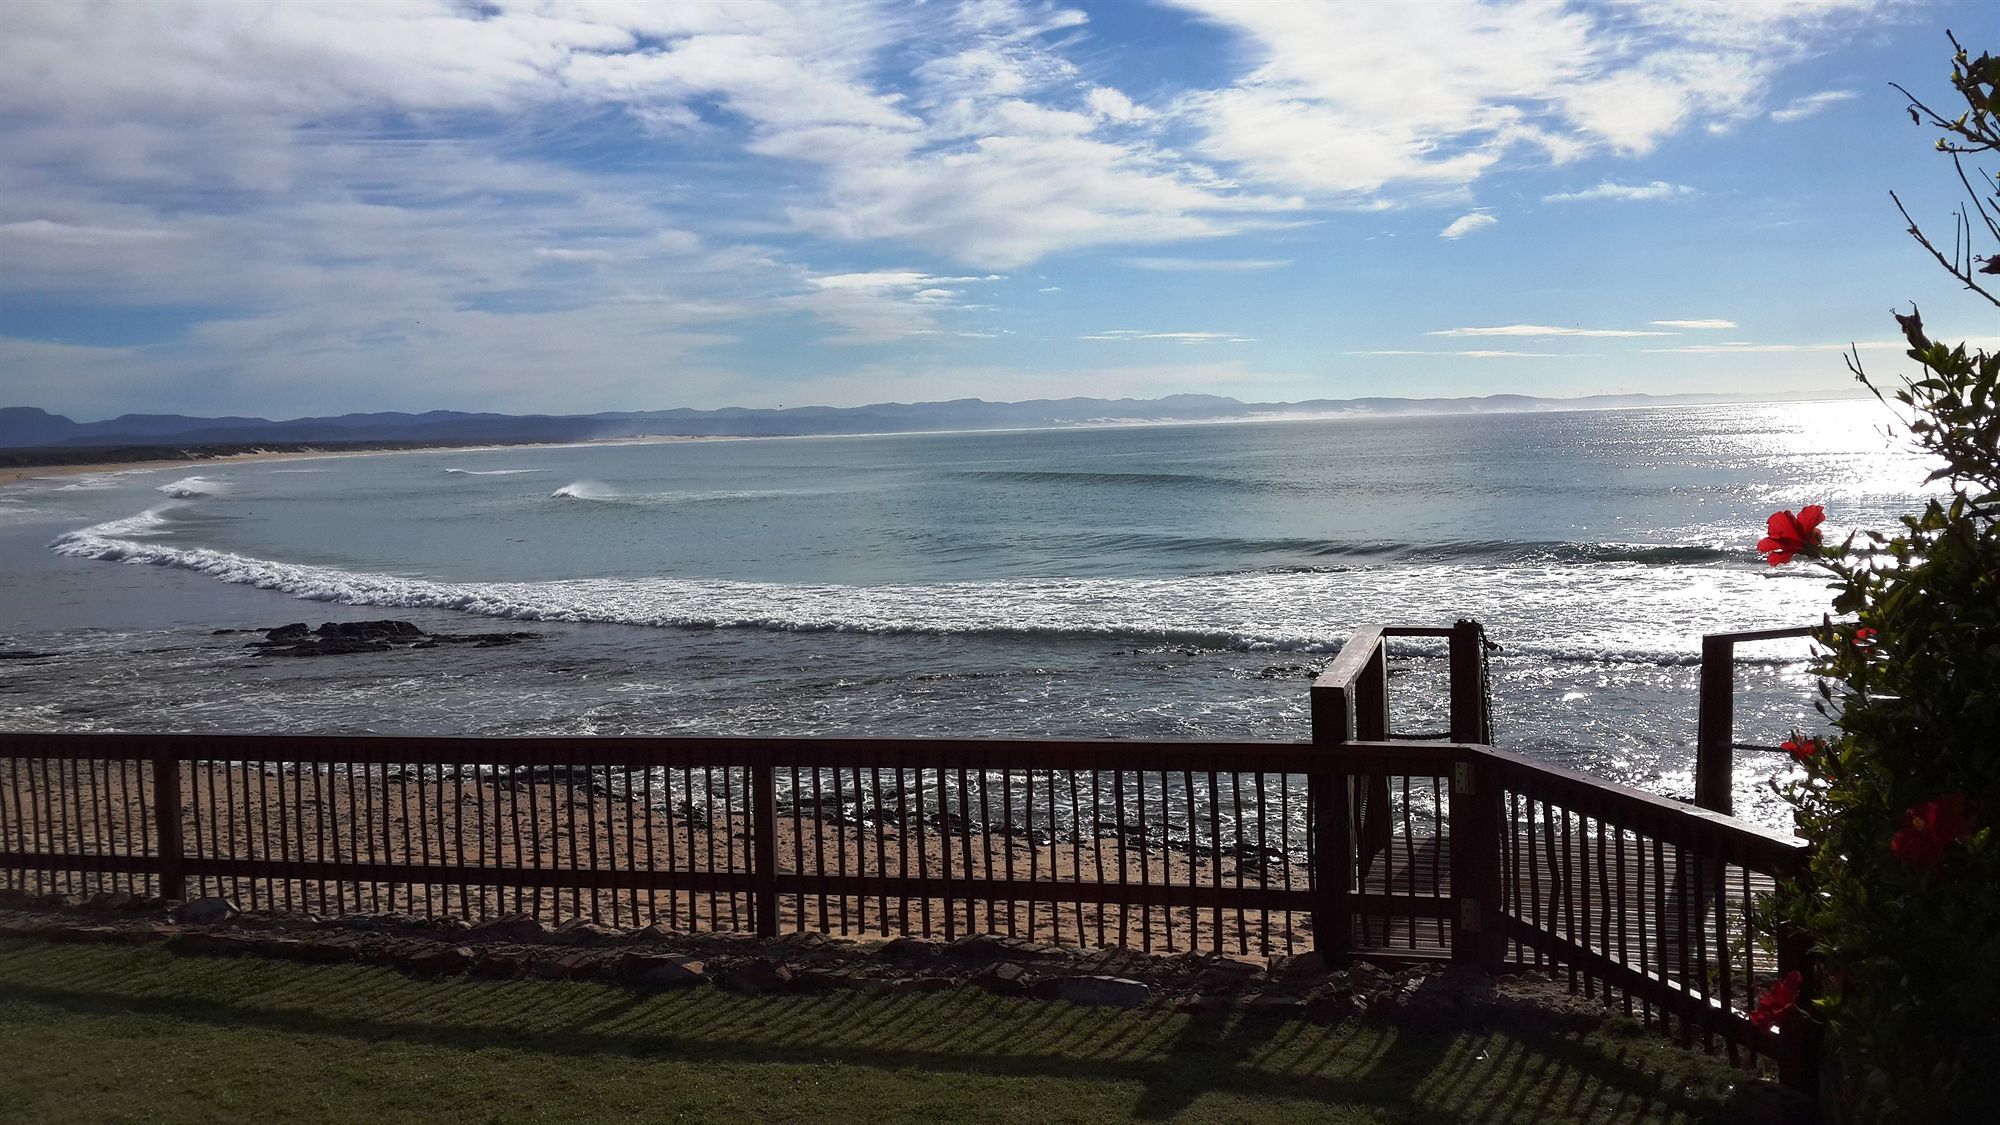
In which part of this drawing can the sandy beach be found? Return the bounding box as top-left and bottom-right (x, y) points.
(0, 434), (744, 491)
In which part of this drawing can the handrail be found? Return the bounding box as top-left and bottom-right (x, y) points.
(0, 731), (1322, 770)
(1694, 625), (1817, 814)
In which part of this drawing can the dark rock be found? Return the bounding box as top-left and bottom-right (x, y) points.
(1246, 992), (1304, 1016)
(554, 919), (623, 941)
(170, 932), (259, 957)
(529, 951), (606, 980)
(317, 619), (424, 640)
(264, 623), (311, 642)
(1035, 975), (1152, 1008)
(628, 922), (676, 942)
(468, 914), (546, 942)
(1303, 989), (1366, 1022)
(620, 952), (706, 989)
(172, 896), (237, 925)
(1344, 961), (1392, 993)
(1268, 951), (1330, 979)
(947, 934), (1063, 964)
(332, 912), (414, 931)
(404, 945), (473, 976)
(253, 937), (313, 960)
(304, 935), (370, 963)
(83, 891), (127, 913)
(0, 887), (36, 909)
(879, 937), (944, 964)
(715, 958), (795, 994)
(473, 950), (531, 978)
(972, 961), (1034, 996)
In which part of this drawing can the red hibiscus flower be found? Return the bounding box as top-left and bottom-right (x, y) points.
(1780, 737), (1822, 761)
(1756, 505), (1825, 566)
(1751, 971), (1802, 1031)
(1891, 793), (1974, 869)
(1853, 627), (1878, 647)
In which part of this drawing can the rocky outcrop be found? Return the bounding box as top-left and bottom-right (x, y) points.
(248, 620), (540, 658)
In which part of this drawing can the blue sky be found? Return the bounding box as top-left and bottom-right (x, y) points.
(1, 0), (1995, 419)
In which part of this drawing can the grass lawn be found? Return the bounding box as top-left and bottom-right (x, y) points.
(0, 938), (1759, 1123)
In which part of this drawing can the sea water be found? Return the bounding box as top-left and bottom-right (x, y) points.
(0, 399), (1935, 828)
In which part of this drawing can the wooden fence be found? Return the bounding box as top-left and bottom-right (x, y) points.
(0, 621), (1814, 1083)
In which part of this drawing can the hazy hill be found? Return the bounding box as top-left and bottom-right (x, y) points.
(0, 391), (1805, 450)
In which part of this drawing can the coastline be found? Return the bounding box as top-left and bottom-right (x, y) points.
(0, 434), (740, 491)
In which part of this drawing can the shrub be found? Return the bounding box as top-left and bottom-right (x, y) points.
(1764, 36), (2000, 1120)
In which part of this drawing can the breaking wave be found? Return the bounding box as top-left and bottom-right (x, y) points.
(446, 468), (544, 476)
(47, 508), (1822, 666)
(157, 476), (222, 499)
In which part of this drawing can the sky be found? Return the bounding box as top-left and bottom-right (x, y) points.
(2, 0), (1997, 420)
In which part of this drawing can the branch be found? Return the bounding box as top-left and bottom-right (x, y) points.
(1892, 190), (2000, 307)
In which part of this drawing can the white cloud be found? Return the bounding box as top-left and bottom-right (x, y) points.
(1439, 211), (1496, 239)
(791, 269), (1006, 344)
(1769, 90), (1859, 123)
(1651, 318), (1737, 329)
(1346, 349), (1571, 358)
(1122, 256), (1292, 271)
(1429, 324), (1675, 338)
(1542, 180), (1696, 203)
(1083, 330), (1254, 343)
(1165, 0), (1879, 199)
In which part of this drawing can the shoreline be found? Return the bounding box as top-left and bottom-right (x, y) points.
(0, 434), (745, 491)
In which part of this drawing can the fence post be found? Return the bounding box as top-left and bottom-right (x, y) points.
(1448, 619), (1491, 745)
(152, 750), (185, 902)
(1448, 751), (1505, 966)
(1775, 920), (1821, 1094)
(1309, 677), (1354, 964)
(750, 753), (778, 937)
(1695, 633), (1735, 815)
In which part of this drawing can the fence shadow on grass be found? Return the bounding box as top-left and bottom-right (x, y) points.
(0, 942), (1738, 1122)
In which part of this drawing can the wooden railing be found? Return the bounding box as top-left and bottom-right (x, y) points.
(0, 621), (1813, 1083)
(1694, 625), (1817, 814)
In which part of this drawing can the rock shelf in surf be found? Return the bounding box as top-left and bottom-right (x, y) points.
(227, 619), (542, 658)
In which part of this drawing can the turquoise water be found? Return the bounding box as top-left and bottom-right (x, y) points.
(0, 399), (1933, 826)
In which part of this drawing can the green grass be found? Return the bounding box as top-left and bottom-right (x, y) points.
(0, 938), (1754, 1123)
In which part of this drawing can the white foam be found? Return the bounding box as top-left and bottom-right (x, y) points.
(47, 505), (1837, 663)
(157, 475), (223, 499)
(446, 468), (544, 476)
(550, 480), (618, 501)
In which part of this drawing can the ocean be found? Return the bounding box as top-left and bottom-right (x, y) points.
(0, 399), (1932, 829)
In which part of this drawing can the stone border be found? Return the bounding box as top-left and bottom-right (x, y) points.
(0, 890), (1619, 1024)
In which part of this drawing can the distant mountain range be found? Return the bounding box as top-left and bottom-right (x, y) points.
(0, 390), (1836, 450)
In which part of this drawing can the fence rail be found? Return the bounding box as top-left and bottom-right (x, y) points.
(0, 621), (1814, 1084)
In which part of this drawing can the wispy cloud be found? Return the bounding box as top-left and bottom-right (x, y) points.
(1644, 340), (1865, 354)
(1651, 318), (1738, 329)
(1429, 324), (1675, 338)
(1770, 90), (1858, 123)
(1084, 330), (1255, 343)
(1346, 349), (1571, 358)
(1122, 257), (1293, 271)
(792, 270), (1006, 344)
(1439, 212), (1497, 240)
(1542, 180), (1695, 203)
